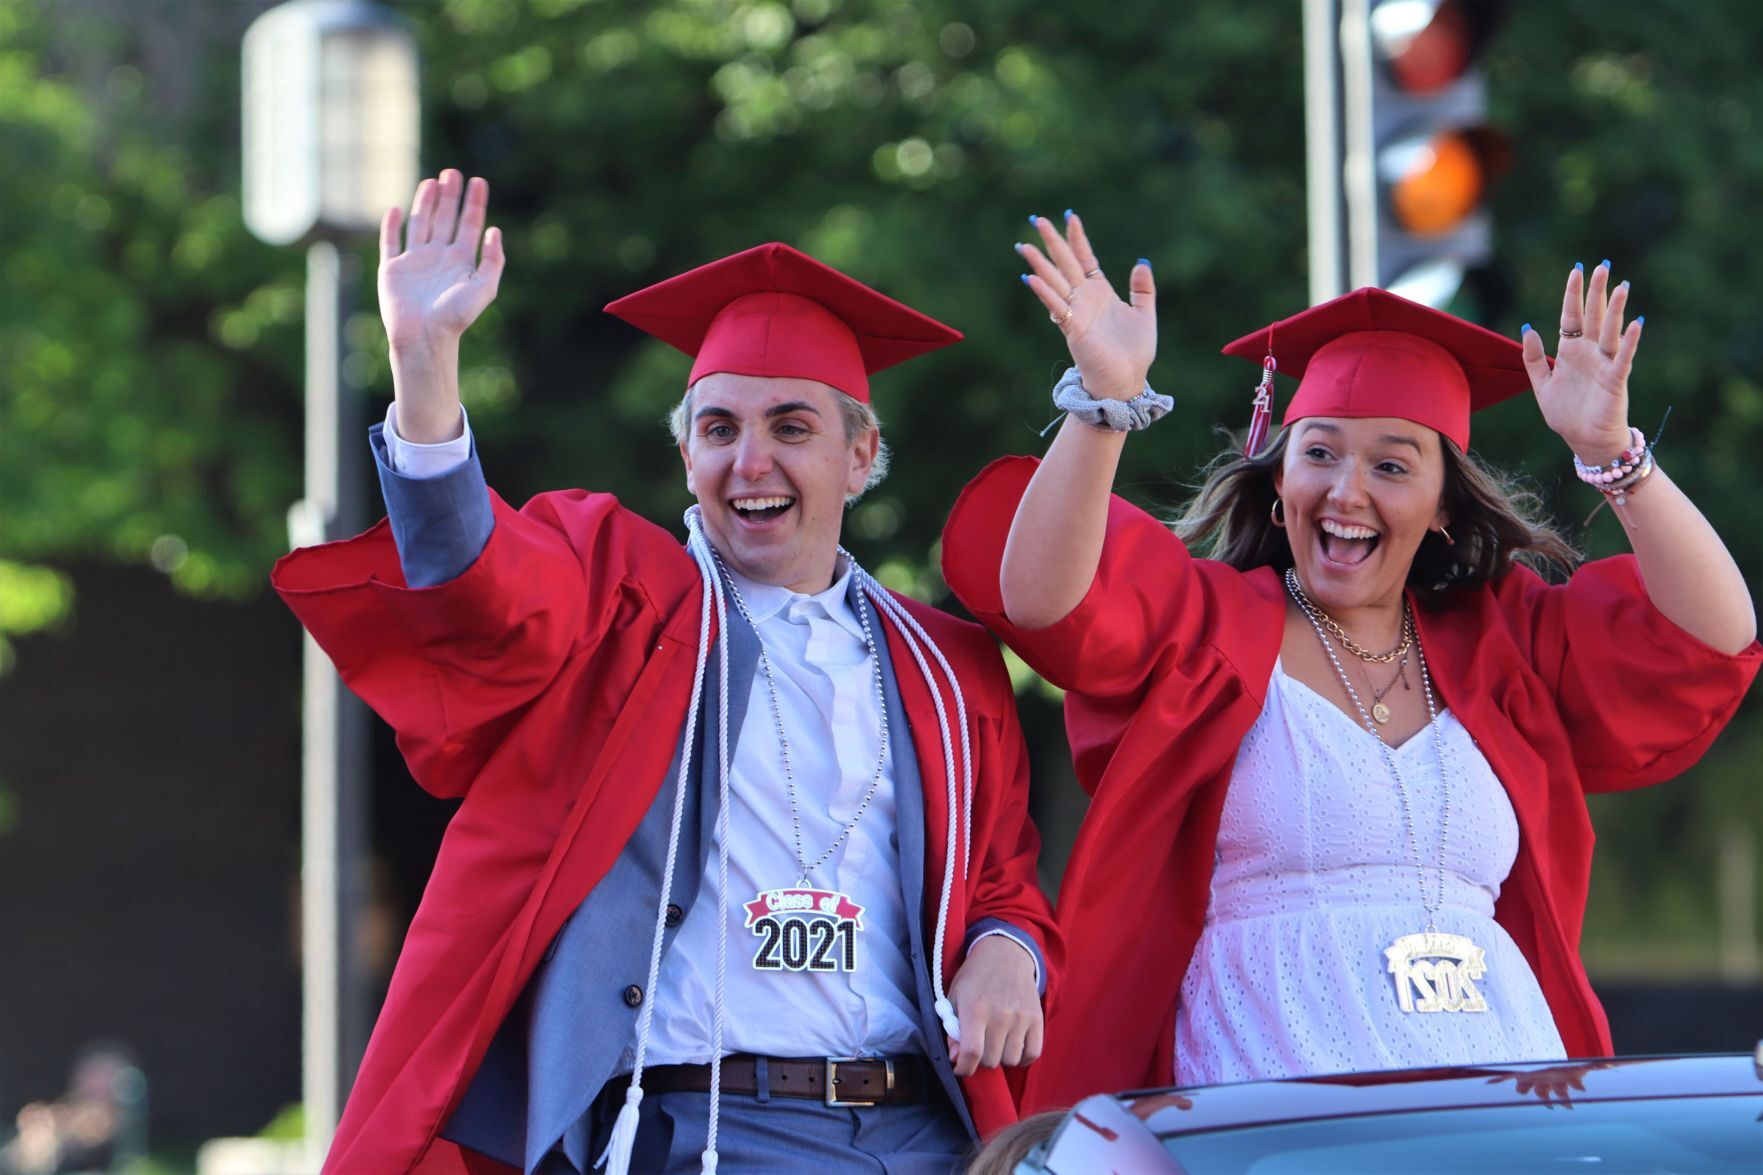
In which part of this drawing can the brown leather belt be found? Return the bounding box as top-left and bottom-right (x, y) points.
(625, 1054), (929, 1107)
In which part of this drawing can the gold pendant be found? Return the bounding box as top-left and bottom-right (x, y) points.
(1372, 701), (1391, 724)
(1384, 932), (1489, 1013)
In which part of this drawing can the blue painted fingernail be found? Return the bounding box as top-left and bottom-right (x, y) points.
(1636, 315), (1645, 325)
(1028, 214), (1039, 226)
(1019, 273), (1031, 286)
(1601, 259), (1611, 270)
(1138, 258), (1152, 269)
(1619, 280), (1630, 290)
(1012, 242), (1022, 252)
(1522, 323), (1532, 335)
(1574, 262), (1584, 273)
(1063, 208), (1074, 221)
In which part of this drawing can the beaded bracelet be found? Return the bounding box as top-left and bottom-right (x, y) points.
(1572, 427), (1648, 489)
(1602, 450), (1655, 505)
(1051, 366), (1172, 432)
(1574, 426), (1655, 505)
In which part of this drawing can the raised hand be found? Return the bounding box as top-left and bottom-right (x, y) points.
(1521, 261), (1642, 464)
(1016, 212), (1156, 402)
(377, 170), (505, 443)
(379, 169), (504, 350)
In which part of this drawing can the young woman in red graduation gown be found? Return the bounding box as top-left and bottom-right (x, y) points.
(940, 213), (1760, 1113)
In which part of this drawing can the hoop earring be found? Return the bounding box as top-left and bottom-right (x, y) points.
(1270, 498), (1287, 528)
(1438, 525), (1455, 546)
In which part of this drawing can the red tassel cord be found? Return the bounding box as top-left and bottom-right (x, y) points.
(1245, 354), (1277, 457)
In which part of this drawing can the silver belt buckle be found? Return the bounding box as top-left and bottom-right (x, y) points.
(824, 1056), (893, 1107)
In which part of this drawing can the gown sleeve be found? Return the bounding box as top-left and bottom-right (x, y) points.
(940, 455), (1259, 703)
(273, 449), (679, 798)
(1496, 556), (1761, 793)
(942, 457), (1285, 801)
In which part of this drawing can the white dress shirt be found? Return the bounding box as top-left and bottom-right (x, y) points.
(640, 559), (927, 1063)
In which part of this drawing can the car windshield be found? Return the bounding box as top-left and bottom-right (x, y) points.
(1162, 1097), (1762, 1172)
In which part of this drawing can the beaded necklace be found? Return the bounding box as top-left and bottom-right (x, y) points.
(1285, 567), (1491, 1015)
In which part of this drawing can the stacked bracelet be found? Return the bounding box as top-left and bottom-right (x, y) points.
(1573, 426), (1654, 504)
(1051, 366), (1172, 432)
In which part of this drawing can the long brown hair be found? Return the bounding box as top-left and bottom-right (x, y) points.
(1174, 427), (1579, 599)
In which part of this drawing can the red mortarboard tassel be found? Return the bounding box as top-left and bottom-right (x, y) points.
(1245, 352), (1277, 458)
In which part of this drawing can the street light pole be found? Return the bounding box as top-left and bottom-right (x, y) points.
(295, 238), (371, 1149)
(242, 1), (418, 1161)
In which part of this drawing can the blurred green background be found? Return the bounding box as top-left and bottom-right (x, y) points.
(2, 0), (1760, 1156)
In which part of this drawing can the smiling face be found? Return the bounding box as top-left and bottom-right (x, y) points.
(1275, 416), (1451, 617)
(679, 372), (878, 595)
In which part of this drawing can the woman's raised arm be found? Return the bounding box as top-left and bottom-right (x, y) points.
(1002, 213), (1158, 628)
(1521, 262), (1756, 654)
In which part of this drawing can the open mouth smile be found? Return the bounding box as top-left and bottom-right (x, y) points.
(1317, 517), (1381, 567)
(730, 495), (796, 524)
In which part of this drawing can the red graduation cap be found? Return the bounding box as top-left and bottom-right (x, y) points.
(1221, 287), (1532, 451)
(603, 242), (963, 404)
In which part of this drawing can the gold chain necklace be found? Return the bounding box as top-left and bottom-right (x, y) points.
(1285, 573), (1412, 664)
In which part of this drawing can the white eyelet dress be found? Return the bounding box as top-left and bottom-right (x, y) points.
(1174, 660), (1568, 1086)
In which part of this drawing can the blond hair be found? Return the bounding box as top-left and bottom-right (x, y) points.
(963, 1109), (1067, 1175)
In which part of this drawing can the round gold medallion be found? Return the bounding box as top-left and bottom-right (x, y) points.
(1372, 701), (1392, 724)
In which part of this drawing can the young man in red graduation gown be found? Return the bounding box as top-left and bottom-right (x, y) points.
(273, 170), (1058, 1174)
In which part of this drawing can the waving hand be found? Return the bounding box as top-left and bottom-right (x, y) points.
(1521, 261), (1641, 464)
(1016, 212), (1156, 402)
(377, 169), (505, 443)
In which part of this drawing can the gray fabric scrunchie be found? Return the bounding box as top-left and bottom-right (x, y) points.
(1051, 366), (1172, 432)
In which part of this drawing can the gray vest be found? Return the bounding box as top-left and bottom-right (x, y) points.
(442, 580), (974, 1172)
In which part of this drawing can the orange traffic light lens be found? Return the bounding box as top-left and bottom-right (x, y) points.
(1388, 131), (1484, 235)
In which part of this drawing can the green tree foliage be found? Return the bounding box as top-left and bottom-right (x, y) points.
(408, 0), (1312, 590)
(3, 0), (1760, 970)
(0, 0), (302, 602)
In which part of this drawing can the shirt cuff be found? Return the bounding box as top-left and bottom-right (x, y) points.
(383, 402), (473, 478)
(963, 918), (1046, 997)
(370, 421), (494, 588)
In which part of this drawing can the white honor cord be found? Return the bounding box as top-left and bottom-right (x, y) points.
(855, 568), (974, 878)
(608, 519), (978, 1175)
(597, 512), (718, 1175)
(854, 564), (973, 1040)
(698, 522), (733, 1175)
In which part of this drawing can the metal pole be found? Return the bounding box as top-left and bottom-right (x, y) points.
(1303, 0), (1349, 305)
(299, 239), (371, 1162)
(1338, 0), (1379, 291)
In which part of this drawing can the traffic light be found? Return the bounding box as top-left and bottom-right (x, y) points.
(1303, 0), (1508, 312)
(1368, 0), (1509, 308)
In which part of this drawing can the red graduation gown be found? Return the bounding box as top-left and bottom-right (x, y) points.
(940, 457), (1759, 1114)
(272, 487), (1058, 1173)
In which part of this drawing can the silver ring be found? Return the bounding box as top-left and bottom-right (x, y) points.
(1049, 308), (1073, 327)
(1084, 267), (1102, 279)
(1558, 327), (1584, 339)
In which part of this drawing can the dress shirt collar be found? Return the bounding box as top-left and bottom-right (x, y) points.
(721, 552), (867, 643)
